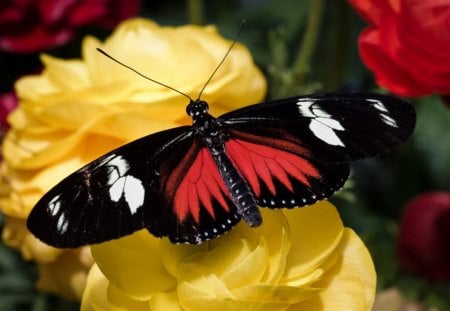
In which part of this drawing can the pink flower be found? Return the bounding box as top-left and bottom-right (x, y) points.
(0, 0), (140, 53)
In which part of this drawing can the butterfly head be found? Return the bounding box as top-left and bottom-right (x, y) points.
(186, 100), (209, 121)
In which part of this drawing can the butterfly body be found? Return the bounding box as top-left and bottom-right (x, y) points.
(27, 93), (416, 247)
(188, 99), (263, 228)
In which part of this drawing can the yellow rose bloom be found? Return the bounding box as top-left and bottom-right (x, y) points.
(0, 18), (266, 300)
(81, 201), (376, 310)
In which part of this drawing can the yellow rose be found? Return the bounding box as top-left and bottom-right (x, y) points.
(81, 201), (376, 310)
(0, 18), (266, 300)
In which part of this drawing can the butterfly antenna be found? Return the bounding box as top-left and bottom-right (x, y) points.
(96, 48), (193, 102)
(196, 20), (246, 101)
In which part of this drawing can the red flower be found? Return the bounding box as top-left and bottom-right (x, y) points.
(397, 192), (450, 282)
(348, 0), (450, 97)
(0, 0), (140, 54)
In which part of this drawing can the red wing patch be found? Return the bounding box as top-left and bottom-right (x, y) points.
(225, 131), (349, 208)
(226, 138), (321, 198)
(172, 148), (230, 223)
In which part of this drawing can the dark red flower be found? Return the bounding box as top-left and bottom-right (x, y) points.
(397, 192), (450, 282)
(0, 92), (17, 130)
(348, 0), (450, 97)
(0, 0), (140, 54)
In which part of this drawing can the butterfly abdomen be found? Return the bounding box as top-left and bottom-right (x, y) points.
(211, 146), (262, 227)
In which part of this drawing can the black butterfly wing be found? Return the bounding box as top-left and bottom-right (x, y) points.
(27, 126), (195, 247)
(219, 92), (415, 208)
(220, 92), (416, 162)
(27, 124), (241, 247)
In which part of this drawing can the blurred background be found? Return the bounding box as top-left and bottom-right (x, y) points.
(1, 0), (449, 310)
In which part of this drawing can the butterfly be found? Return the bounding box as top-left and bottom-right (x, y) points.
(27, 87), (416, 247)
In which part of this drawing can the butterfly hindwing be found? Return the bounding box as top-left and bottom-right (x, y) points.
(224, 130), (350, 208)
(220, 92), (416, 162)
(150, 142), (240, 244)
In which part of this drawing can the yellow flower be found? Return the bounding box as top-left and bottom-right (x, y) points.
(0, 18), (266, 300)
(81, 201), (376, 310)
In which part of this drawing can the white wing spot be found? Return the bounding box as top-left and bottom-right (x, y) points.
(312, 106), (331, 118)
(368, 99), (388, 112)
(297, 99), (346, 146)
(109, 175), (145, 214)
(297, 100), (315, 118)
(56, 212), (68, 234)
(48, 195), (62, 216)
(106, 155), (130, 186)
(380, 113), (398, 128)
(309, 119), (345, 146)
(316, 117), (345, 130)
(368, 99), (398, 127)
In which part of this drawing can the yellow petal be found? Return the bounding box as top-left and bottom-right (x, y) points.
(81, 264), (109, 311)
(87, 111), (184, 140)
(159, 240), (209, 277)
(107, 283), (151, 311)
(37, 247), (93, 300)
(91, 230), (176, 300)
(282, 201), (344, 280)
(232, 283), (319, 305)
(82, 264), (152, 311)
(250, 209), (291, 283)
(150, 292), (184, 311)
(41, 54), (91, 91)
(293, 229), (376, 311)
(178, 266), (288, 311)
(15, 73), (59, 101)
(3, 128), (86, 169)
(199, 237), (269, 289)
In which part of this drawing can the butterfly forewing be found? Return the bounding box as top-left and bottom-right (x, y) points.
(27, 126), (194, 247)
(220, 93), (416, 162)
